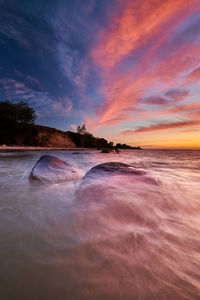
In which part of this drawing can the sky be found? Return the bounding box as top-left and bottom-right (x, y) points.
(0, 0), (200, 149)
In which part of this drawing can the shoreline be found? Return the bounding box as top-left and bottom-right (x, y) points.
(1, 146), (199, 152)
(0, 146), (97, 152)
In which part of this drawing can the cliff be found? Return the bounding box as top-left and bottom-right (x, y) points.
(0, 124), (75, 148)
(34, 125), (75, 147)
(0, 123), (138, 149)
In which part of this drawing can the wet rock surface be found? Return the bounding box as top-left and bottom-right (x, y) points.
(84, 162), (146, 178)
(101, 149), (111, 153)
(83, 162), (158, 187)
(29, 155), (81, 183)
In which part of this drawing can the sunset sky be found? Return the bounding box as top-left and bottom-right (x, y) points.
(0, 0), (200, 149)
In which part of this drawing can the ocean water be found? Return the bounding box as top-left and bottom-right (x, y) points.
(0, 149), (200, 300)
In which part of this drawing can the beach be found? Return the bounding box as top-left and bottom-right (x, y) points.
(0, 146), (96, 151)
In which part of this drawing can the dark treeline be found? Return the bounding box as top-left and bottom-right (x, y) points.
(0, 100), (36, 124)
(0, 101), (141, 149)
(67, 131), (141, 149)
(67, 124), (141, 149)
(67, 131), (115, 149)
(0, 101), (38, 145)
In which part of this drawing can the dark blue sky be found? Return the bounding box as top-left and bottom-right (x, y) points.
(0, 0), (115, 129)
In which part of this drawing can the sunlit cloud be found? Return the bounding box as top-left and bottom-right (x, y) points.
(88, 0), (200, 140)
(164, 89), (189, 101)
(70, 124), (77, 131)
(122, 120), (200, 135)
(186, 66), (200, 81)
(142, 96), (169, 106)
(91, 0), (198, 69)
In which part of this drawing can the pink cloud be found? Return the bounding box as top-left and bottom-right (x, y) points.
(143, 96), (169, 105)
(96, 43), (199, 126)
(122, 120), (200, 135)
(164, 89), (189, 101)
(91, 0), (197, 69)
(186, 66), (200, 81)
(52, 98), (72, 116)
(168, 102), (200, 114)
(87, 0), (200, 132)
(88, 40), (200, 130)
(0, 78), (30, 93)
(70, 124), (77, 131)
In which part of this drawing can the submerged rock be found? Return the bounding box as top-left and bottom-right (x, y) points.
(29, 155), (81, 183)
(83, 162), (158, 185)
(101, 149), (111, 153)
(84, 162), (145, 178)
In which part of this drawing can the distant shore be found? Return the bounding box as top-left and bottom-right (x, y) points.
(0, 146), (97, 151)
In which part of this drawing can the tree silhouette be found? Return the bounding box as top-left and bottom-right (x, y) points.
(0, 100), (37, 125)
(77, 124), (87, 134)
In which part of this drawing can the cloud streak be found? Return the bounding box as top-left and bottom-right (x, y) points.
(186, 66), (200, 81)
(122, 120), (200, 135)
(91, 0), (198, 68)
(87, 0), (200, 136)
(0, 78), (72, 117)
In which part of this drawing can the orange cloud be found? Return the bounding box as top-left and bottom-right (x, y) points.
(92, 0), (197, 69)
(88, 0), (200, 129)
(168, 102), (200, 114)
(93, 42), (200, 127)
(186, 66), (200, 81)
(70, 124), (77, 131)
(122, 120), (200, 135)
(87, 0), (200, 151)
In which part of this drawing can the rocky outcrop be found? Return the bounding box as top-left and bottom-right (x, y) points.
(29, 155), (81, 183)
(34, 125), (75, 148)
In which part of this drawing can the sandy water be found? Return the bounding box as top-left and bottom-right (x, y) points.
(0, 149), (200, 300)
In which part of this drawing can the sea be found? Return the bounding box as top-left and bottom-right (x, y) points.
(0, 149), (200, 300)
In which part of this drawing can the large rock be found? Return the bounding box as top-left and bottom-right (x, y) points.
(84, 162), (145, 178)
(29, 155), (81, 183)
(83, 162), (158, 185)
(101, 149), (111, 153)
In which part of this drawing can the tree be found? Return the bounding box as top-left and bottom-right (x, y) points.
(116, 143), (122, 149)
(108, 141), (113, 148)
(116, 143), (132, 149)
(0, 100), (37, 145)
(0, 100), (37, 125)
(96, 137), (109, 149)
(77, 124), (87, 134)
(15, 101), (36, 124)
